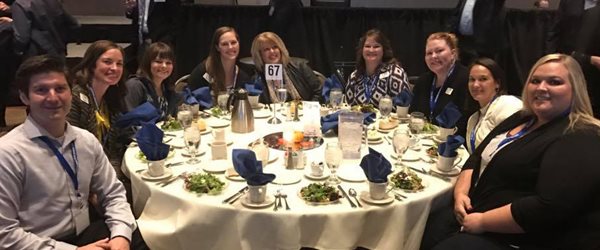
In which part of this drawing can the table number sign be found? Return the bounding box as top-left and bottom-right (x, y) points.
(265, 64), (283, 81)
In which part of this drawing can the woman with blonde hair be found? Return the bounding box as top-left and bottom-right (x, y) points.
(250, 31), (321, 103)
(422, 54), (600, 250)
(188, 26), (252, 95)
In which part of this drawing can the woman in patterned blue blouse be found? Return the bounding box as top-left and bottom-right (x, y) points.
(344, 29), (411, 108)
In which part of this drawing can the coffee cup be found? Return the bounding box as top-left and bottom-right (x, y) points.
(147, 159), (166, 177)
(436, 155), (460, 172)
(212, 128), (226, 142)
(248, 95), (260, 108)
(396, 105), (409, 118)
(211, 141), (227, 160)
(437, 127), (458, 141)
(248, 185), (267, 204)
(368, 181), (388, 200)
(310, 162), (324, 177)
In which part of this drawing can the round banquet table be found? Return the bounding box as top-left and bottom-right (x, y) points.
(122, 108), (468, 250)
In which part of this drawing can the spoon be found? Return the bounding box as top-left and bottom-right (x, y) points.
(348, 188), (362, 208)
(281, 193), (290, 210)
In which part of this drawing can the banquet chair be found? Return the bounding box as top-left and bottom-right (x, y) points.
(313, 70), (326, 89)
(174, 74), (190, 93)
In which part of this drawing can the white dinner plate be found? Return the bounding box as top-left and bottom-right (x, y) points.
(140, 168), (173, 181)
(359, 191), (394, 205)
(430, 164), (461, 176)
(336, 166), (367, 182)
(271, 170), (302, 185)
(391, 150), (421, 162)
(253, 109), (271, 119)
(241, 194), (275, 208)
(207, 119), (230, 128)
(202, 159), (231, 173)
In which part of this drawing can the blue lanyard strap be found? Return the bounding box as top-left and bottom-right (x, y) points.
(362, 74), (379, 103)
(429, 64), (456, 120)
(39, 136), (80, 197)
(490, 118), (535, 156)
(469, 96), (498, 153)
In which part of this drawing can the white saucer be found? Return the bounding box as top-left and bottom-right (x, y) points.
(200, 127), (213, 135)
(140, 168), (173, 181)
(181, 148), (207, 157)
(359, 191), (394, 205)
(207, 139), (234, 146)
(336, 166), (367, 182)
(241, 194), (275, 208)
(391, 150), (420, 162)
(253, 109), (271, 119)
(303, 171), (330, 181)
(207, 119), (230, 128)
(430, 165), (461, 176)
(202, 159), (231, 173)
(252, 103), (265, 110)
(225, 168), (245, 181)
(432, 136), (445, 144)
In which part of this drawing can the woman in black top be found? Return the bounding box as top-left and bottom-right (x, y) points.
(423, 54), (600, 250)
(410, 32), (477, 138)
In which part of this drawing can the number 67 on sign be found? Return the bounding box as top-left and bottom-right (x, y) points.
(265, 64), (283, 81)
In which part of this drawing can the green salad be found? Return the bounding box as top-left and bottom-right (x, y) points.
(390, 170), (424, 191)
(210, 107), (223, 117)
(161, 117), (182, 131)
(422, 122), (438, 134)
(300, 183), (341, 203)
(184, 173), (226, 195)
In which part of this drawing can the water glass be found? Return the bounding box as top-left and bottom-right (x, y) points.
(184, 123), (201, 164)
(217, 92), (230, 114)
(329, 88), (343, 110)
(177, 105), (193, 128)
(409, 112), (426, 134)
(392, 129), (410, 167)
(379, 96), (393, 119)
(338, 111), (363, 159)
(325, 142), (342, 185)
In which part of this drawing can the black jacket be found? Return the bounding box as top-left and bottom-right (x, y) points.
(254, 58), (322, 104)
(448, 0), (507, 53)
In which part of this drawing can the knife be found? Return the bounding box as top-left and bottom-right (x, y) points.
(166, 161), (184, 168)
(223, 186), (249, 204)
(337, 185), (357, 208)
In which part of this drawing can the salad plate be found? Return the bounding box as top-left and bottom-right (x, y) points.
(183, 173), (228, 195)
(298, 183), (341, 205)
(241, 194), (275, 208)
(359, 191), (394, 205)
(390, 170), (427, 193)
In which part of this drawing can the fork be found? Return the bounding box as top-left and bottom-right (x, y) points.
(281, 193), (290, 210)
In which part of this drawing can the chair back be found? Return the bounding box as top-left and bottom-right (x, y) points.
(174, 74), (190, 93)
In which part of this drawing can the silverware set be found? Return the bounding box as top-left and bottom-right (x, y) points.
(408, 166), (451, 182)
(156, 171), (188, 187)
(222, 186), (249, 204)
(337, 185), (357, 208)
(274, 190), (290, 211)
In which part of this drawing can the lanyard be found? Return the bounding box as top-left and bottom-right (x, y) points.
(429, 64), (456, 120)
(39, 136), (80, 197)
(362, 74), (379, 103)
(469, 95), (498, 153)
(490, 118), (535, 157)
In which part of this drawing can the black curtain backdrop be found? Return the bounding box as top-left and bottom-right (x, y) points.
(174, 4), (556, 97)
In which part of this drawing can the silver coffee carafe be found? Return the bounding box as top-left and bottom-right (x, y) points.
(230, 89), (254, 133)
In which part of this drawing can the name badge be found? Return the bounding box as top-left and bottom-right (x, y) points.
(203, 73), (213, 83)
(379, 71), (390, 79)
(79, 93), (89, 105)
(445, 87), (454, 95)
(74, 205), (90, 235)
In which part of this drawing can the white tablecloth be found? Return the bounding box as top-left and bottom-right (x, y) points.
(123, 111), (467, 250)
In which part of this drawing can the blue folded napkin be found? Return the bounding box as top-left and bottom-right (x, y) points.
(360, 148), (393, 183)
(438, 135), (465, 157)
(135, 123), (170, 161)
(115, 102), (160, 128)
(245, 80), (263, 96)
(232, 149), (276, 186)
(320, 111), (376, 133)
(435, 102), (462, 128)
(393, 89), (413, 107)
(193, 87), (213, 109)
(322, 74), (344, 103)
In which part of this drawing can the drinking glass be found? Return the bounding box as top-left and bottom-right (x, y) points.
(184, 123), (201, 164)
(329, 88), (343, 110)
(409, 111), (426, 135)
(324, 142), (342, 185)
(177, 104), (193, 128)
(338, 111), (363, 159)
(392, 129), (411, 168)
(268, 83), (286, 124)
(379, 96), (393, 119)
(217, 92), (230, 116)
